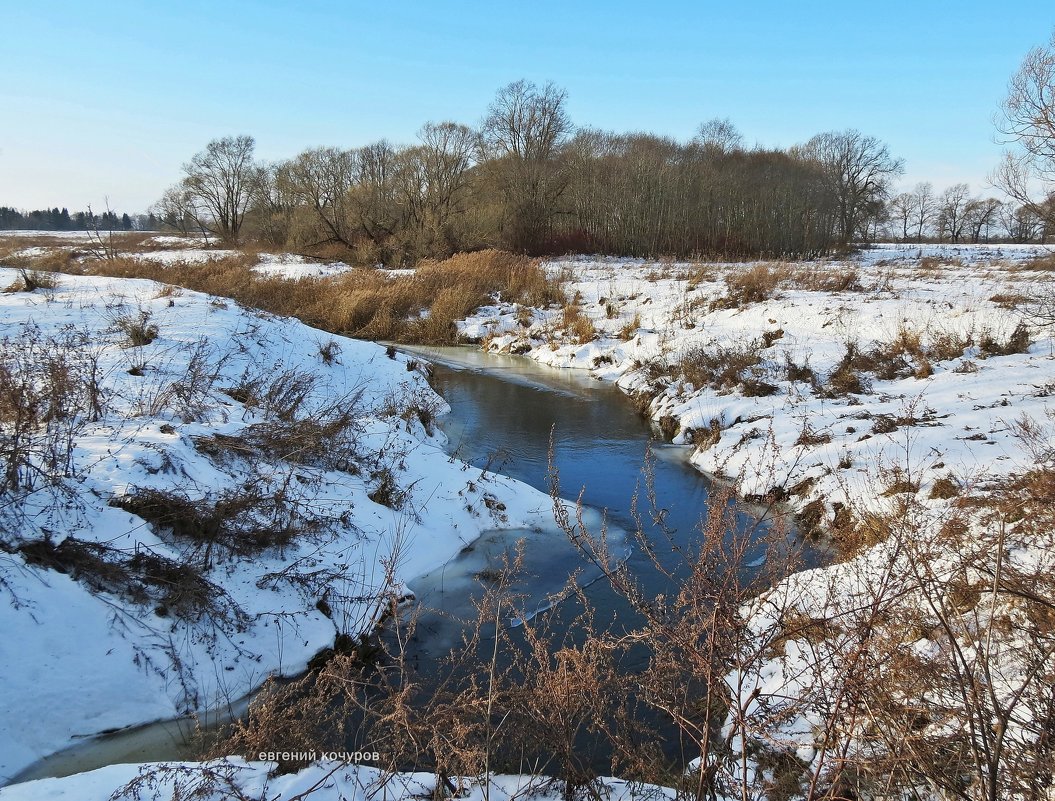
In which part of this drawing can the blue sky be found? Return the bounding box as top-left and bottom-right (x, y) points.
(2, 1), (1052, 212)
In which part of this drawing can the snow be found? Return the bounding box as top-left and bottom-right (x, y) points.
(0, 760), (675, 801)
(251, 253), (356, 279)
(0, 268), (563, 784)
(132, 248), (239, 264)
(461, 242), (1055, 788)
(466, 244), (1055, 520)
(3, 242), (1054, 795)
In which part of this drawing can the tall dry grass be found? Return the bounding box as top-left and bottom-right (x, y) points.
(58, 248), (564, 345)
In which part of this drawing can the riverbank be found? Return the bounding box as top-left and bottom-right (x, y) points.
(3, 242), (1053, 797)
(465, 244), (1055, 536)
(461, 243), (1055, 792)
(0, 269), (563, 784)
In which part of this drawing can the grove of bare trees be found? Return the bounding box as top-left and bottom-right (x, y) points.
(156, 83), (910, 262)
(994, 29), (1055, 236)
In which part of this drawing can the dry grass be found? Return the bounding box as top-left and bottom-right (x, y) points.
(979, 321), (1031, 357)
(562, 303), (597, 344)
(36, 248), (564, 345)
(1022, 253), (1055, 272)
(782, 265), (864, 292)
(710, 264), (787, 309)
(678, 339), (774, 395)
(618, 313), (641, 341)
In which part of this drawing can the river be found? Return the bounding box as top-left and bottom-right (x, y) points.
(11, 346), (807, 783)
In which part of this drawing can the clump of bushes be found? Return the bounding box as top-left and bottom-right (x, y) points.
(980, 321), (1031, 357)
(114, 309), (159, 347)
(677, 339), (774, 395)
(4, 268), (61, 293)
(710, 264), (784, 310)
(0, 324), (105, 498)
(822, 343), (871, 397)
(18, 534), (245, 624)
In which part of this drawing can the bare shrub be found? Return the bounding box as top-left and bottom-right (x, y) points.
(4, 267), (61, 293)
(784, 353), (817, 386)
(678, 339), (769, 393)
(18, 534), (246, 624)
(112, 309), (159, 347)
(980, 320), (1031, 356)
(710, 263), (785, 309)
(0, 324), (106, 504)
(822, 342), (871, 397)
(113, 476), (335, 569)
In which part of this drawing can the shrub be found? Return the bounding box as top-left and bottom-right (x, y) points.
(618, 313), (641, 341)
(710, 264), (784, 309)
(678, 339), (767, 393)
(0, 324), (105, 502)
(980, 321), (1031, 356)
(822, 343), (871, 397)
(114, 310), (159, 347)
(795, 422), (832, 447)
(929, 475), (961, 500)
(5, 268), (60, 293)
(113, 478), (327, 567)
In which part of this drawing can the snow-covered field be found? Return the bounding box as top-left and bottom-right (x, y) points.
(462, 243), (1055, 794)
(0, 268), (560, 784)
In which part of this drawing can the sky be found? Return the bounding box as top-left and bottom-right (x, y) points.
(1, 0), (1052, 213)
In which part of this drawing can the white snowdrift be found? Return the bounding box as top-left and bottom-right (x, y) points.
(0, 269), (559, 783)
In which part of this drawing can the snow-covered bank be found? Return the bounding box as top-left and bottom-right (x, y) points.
(0, 269), (560, 783)
(0, 759), (673, 801)
(462, 243), (1055, 794)
(467, 244), (1055, 523)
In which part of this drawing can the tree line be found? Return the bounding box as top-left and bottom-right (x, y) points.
(0, 206), (153, 232)
(156, 81), (914, 263)
(157, 38), (1055, 263)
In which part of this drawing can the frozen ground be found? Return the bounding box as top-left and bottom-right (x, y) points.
(0, 268), (561, 783)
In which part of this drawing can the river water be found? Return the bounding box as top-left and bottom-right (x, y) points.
(12, 346), (807, 783)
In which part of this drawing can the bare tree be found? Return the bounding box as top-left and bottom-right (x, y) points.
(395, 122), (478, 258)
(694, 117), (744, 155)
(889, 192), (914, 240)
(285, 146), (358, 248)
(799, 129), (904, 247)
(909, 181), (937, 242)
(937, 183), (973, 242)
(965, 197), (1002, 243)
(994, 29), (1055, 234)
(1000, 202), (1045, 242)
(481, 80), (573, 252)
(181, 135), (259, 244)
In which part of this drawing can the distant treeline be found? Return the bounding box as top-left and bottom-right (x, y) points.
(151, 80), (1049, 263)
(0, 206), (156, 232)
(154, 81), (915, 264)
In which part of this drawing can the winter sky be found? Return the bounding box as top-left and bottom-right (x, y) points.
(2, 0), (1052, 212)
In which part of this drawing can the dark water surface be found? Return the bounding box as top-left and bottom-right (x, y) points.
(396, 347), (803, 657)
(14, 346), (805, 784)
